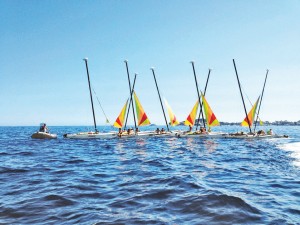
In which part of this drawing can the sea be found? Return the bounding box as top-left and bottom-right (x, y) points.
(0, 125), (299, 225)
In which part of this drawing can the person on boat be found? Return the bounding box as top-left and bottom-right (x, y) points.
(161, 128), (166, 134)
(257, 130), (266, 135)
(118, 128), (123, 137)
(188, 125), (192, 132)
(135, 127), (139, 133)
(267, 129), (273, 135)
(200, 127), (207, 134)
(232, 131), (243, 136)
(155, 128), (160, 134)
(39, 123), (48, 133)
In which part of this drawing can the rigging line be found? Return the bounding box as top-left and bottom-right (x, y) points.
(91, 87), (111, 125)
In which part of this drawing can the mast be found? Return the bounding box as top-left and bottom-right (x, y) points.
(151, 68), (170, 132)
(190, 61), (206, 129)
(254, 69), (269, 132)
(124, 73), (137, 129)
(233, 59), (252, 133)
(83, 58), (98, 133)
(124, 60), (137, 130)
(195, 68), (211, 131)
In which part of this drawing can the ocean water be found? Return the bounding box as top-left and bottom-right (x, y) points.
(0, 125), (299, 224)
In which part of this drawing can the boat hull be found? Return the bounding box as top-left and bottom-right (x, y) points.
(117, 131), (175, 138)
(63, 132), (118, 139)
(31, 132), (57, 139)
(175, 131), (227, 138)
(222, 134), (288, 139)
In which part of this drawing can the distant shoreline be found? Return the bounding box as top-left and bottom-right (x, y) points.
(0, 121), (299, 127)
(178, 119), (300, 126)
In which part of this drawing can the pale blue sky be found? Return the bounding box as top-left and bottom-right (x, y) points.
(0, 0), (299, 126)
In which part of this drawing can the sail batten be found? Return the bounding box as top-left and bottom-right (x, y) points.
(241, 96), (260, 127)
(133, 92), (150, 126)
(184, 100), (199, 126)
(113, 99), (128, 128)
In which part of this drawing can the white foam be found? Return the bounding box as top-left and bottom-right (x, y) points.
(279, 142), (300, 167)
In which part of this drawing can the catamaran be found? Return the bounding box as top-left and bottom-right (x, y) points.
(175, 95), (226, 138)
(222, 60), (288, 139)
(117, 91), (159, 138)
(172, 62), (226, 138)
(63, 59), (117, 139)
(222, 96), (287, 139)
(149, 68), (178, 137)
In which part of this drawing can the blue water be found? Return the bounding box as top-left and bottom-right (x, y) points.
(0, 125), (299, 224)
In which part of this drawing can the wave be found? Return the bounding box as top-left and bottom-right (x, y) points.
(43, 194), (76, 207)
(278, 142), (300, 167)
(167, 192), (262, 224)
(0, 167), (29, 174)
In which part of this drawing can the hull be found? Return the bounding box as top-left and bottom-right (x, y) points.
(31, 132), (57, 139)
(175, 131), (227, 138)
(117, 131), (175, 138)
(174, 131), (288, 139)
(64, 132), (117, 139)
(222, 134), (288, 139)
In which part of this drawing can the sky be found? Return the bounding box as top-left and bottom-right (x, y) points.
(0, 0), (299, 126)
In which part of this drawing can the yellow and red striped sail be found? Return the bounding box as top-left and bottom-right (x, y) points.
(113, 99), (128, 128)
(184, 100), (199, 126)
(133, 92), (151, 126)
(164, 98), (179, 126)
(201, 94), (220, 127)
(241, 96), (260, 127)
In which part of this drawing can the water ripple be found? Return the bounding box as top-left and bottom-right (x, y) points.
(0, 126), (299, 224)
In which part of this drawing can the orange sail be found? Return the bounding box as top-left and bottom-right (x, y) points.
(113, 99), (128, 128)
(164, 98), (179, 126)
(201, 94), (219, 127)
(241, 96), (260, 127)
(133, 92), (151, 126)
(184, 100), (199, 126)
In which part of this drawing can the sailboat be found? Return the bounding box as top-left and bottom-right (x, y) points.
(224, 96), (265, 138)
(118, 91), (154, 137)
(177, 95), (226, 138)
(197, 93), (228, 137)
(63, 59), (117, 139)
(225, 96), (277, 138)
